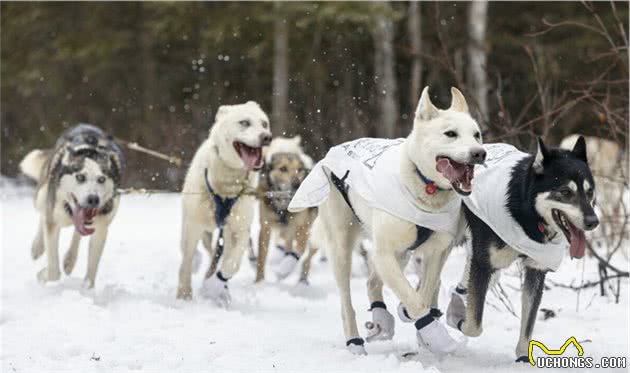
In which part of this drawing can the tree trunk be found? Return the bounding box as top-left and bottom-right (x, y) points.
(373, 5), (399, 139)
(408, 1), (422, 107)
(272, 4), (290, 136)
(467, 0), (489, 125)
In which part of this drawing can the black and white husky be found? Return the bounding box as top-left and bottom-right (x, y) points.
(19, 124), (125, 288)
(446, 136), (599, 361)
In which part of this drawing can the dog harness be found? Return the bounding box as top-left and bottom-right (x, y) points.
(462, 143), (567, 271)
(204, 168), (239, 265)
(290, 137), (461, 237)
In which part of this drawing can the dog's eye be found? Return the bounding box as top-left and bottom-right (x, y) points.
(279, 166), (288, 173)
(586, 188), (594, 199)
(97, 176), (106, 184)
(239, 120), (251, 127)
(560, 188), (572, 197)
(261, 121), (268, 129)
(444, 131), (458, 138)
(474, 132), (481, 140)
(75, 174), (86, 183)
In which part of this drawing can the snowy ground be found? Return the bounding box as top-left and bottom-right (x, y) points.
(1, 187), (629, 373)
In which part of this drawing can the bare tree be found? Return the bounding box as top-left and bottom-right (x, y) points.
(373, 3), (399, 139)
(467, 0), (489, 124)
(272, 4), (290, 136)
(408, 1), (422, 106)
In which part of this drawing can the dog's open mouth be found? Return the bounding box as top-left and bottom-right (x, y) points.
(70, 194), (97, 236)
(234, 141), (263, 171)
(435, 156), (475, 196)
(552, 209), (586, 259)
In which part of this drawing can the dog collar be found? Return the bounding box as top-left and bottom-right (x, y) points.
(415, 168), (445, 195)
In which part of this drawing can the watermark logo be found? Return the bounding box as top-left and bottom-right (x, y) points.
(528, 337), (627, 369)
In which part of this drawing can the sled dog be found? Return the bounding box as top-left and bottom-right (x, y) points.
(19, 124), (125, 288)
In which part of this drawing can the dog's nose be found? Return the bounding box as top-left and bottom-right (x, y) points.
(584, 215), (599, 230)
(86, 195), (100, 209)
(470, 148), (487, 164)
(260, 133), (272, 146)
(291, 178), (301, 190)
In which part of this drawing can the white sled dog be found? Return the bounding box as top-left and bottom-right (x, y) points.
(19, 124), (125, 288)
(177, 101), (272, 305)
(289, 87), (485, 355)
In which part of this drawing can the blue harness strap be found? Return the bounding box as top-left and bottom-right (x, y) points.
(204, 168), (239, 264)
(406, 225), (434, 251)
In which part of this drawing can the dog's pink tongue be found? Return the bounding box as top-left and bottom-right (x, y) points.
(436, 158), (463, 183)
(239, 147), (262, 171)
(72, 207), (95, 236)
(568, 223), (586, 258)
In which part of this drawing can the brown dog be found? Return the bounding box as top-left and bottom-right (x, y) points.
(255, 136), (318, 283)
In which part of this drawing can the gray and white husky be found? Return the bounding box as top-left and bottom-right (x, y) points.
(446, 136), (599, 362)
(289, 87), (485, 355)
(19, 124), (125, 288)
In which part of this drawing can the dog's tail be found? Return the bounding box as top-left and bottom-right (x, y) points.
(19, 149), (50, 182)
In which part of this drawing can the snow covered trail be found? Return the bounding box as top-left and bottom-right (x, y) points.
(1, 191), (628, 372)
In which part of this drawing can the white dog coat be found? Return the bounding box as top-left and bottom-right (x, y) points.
(463, 143), (566, 271)
(288, 138), (461, 235)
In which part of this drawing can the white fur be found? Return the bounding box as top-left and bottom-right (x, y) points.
(264, 135), (314, 169)
(19, 149), (48, 182)
(316, 86), (481, 354)
(176, 101), (271, 300)
(535, 191), (586, 230)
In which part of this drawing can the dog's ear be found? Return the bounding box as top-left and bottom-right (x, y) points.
(292, 135), (302, 146)
(533, 137), (550, 174)
(571, 136), (588, 163)
(449, 87), (469, 113)
(214, 105), (230, 121)
(415, 86), (439, 122)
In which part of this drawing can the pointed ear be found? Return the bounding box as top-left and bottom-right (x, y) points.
(533, 137), (549, 174)
(292, 135), (302, 145)
(572, 136), (588, 163)
(214, 105), (230, 121)
(415, 86), (439, 122)
(449, 87), (469, 113)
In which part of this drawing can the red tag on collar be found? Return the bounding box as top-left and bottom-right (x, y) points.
(537, 222), (545, 233)
(425, 183), (437, 195)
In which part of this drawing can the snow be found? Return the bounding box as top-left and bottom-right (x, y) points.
(1, 188), (629, 372)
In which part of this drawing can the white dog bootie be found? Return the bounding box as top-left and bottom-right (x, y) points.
(365, 301), (395, 342)
(200, 271), (231, 308)
(274, 252), (299, 280)
(415, 309), (461, 356)
(446, 286), (468, 331)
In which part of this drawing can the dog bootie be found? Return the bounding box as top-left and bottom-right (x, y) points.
(274, 252), (299, 280)
(415, 310), (461, 356)
(365, 302), (395, 342)
(200, 272), (231, 308)
(346, 338), (367, 355)
(446, 286), (467, 331)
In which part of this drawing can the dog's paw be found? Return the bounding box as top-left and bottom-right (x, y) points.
(346, 338), (367, 355)
(459, 320), (482, 337)
(274, 253), (299, 280)
(82, 278), (95, 289)
(397, 303), (414, 323)
(416, 316), (462, 356)
(515, 356), (529, 363)
(37, 267), (60, 283)
(31, 242), (44, 260)
(200, 273), (231, 308)
(176, 286), (193, 301)
(365, 307), (395, 342)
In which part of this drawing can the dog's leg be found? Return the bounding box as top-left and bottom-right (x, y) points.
(31, 219), (45, 260)
(37, 221), (61, 283)
(365, 257), (396, 342)
(515, 266), (546, 362)
(447, 252), (471, 330)
(177, 222), (203, 300)
(84, 225), (108, 289)
(459, 258), (493, 337)
(255, 220), (271, 282)
(63, 230), (81, 275)
(299, 245), (318, 283)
